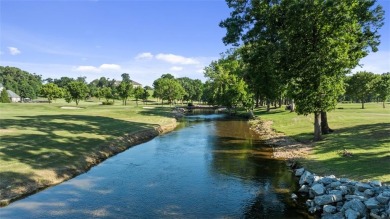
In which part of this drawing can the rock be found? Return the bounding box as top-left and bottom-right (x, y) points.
(321, 176), (336, 185)
(345, 195), (366, 201)
(295, 168), (305, 176)
(386, 205), (390, 214)
(345, 209), (360, 219)
(291, 193), (298, 199)
(330, 181), (342, 188)
(314, 194), (342, 205)
(340, 178), (351, 183)
(314, 175), (322, 183)
(339, 185), (349, 195)
(356, 183), (373, 192)
(382, 191), (390, 197)
(370, 181), (382, 187)
(328, 190), (343, 197)
(306, 199), (314, 207)
(298, 185), (310, 193)
(364, 197), (380, 209)
(309, 205), (321, 213)
(299, 171), (314, 185)
(323, 205), (337, 214)
(311, 183), (325, 196)
(342, 199), (366, 216)
(376, 193), (390, 204)
(321, 212), (344, 219)
(369, 212), (382, 219)
(364, 189), (374, 197)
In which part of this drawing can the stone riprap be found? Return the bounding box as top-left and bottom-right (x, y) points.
(292, 168), (390, 219)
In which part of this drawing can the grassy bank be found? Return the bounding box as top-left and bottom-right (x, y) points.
(0, 99), (177, 205)
(253, 103), (390, 183)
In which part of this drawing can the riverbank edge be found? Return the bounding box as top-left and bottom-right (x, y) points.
(0, 120), (177, 207)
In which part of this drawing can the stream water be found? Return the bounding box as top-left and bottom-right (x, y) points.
(0, 114), (311, 218)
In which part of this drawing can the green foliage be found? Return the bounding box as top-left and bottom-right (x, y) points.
(346, 71), (377, 109)
(142, 88), (150, 104)
(0, 89), (10, 103)
(102, 101), (114, 105)
(153, 75), (186, 105)
(133, 86), (144, 106)
(65, 81), (89, 105)
(40, 83), (63, 103)
(177, 77), (204, 102)
(101, 87), (113, 102)
(117, 80), (133, 105)
(0, 66), (42, 99)
(372, 73), (390, 108)
(53, 77), (74, 88)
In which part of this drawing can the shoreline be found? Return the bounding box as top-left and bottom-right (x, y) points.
(0, 120), (177, 207)
(249, 118), (312, 161)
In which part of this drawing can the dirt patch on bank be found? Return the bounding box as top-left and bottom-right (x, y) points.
(0, 121), (177, 207)
(249, 118), (312, 160)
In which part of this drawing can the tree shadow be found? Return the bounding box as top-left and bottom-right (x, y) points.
(0, 114), (161, 201)
(296, 123), (390, 182)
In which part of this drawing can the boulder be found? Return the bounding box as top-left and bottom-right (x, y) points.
(321, 176), (336, 185)
(330, 181), (341, 188)
(295, 168), (305, 176)
(345, 195), (366, 202)
(311, 183), (325, 196)
(314, 194), (342, 205)
(364, 197), (380, 209)
(321, 212), (344, 219)
(375, 193), (390, 204)
(306, 199), (314, 207)
(323, 205), (337, 214)
(370, 180), (382, 187)
(339, 185), (349, 195)
(340, 178), (351, 183)
(342, 199), (366, 216)
(356, 183), (373, 192)
(291, 193), (298, 199)
(298, 185), (310, 193)
(345, 209), (359, 219)
(299, 171), (314, 185)
(363, 189), (374, 197)
(328, 190), (343, 197)
(382, 191), (390, 197)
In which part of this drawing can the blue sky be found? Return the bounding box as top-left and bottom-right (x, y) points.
(1, 0), (389, 86)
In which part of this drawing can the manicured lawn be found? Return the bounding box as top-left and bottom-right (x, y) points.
(253, 103), (390, 183)
(0, 99), (176, 198)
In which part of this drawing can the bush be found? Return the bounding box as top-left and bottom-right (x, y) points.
(102, 101), (114, 105)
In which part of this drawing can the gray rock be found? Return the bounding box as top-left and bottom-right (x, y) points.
(382, 191), (390, 197)
(345, 195), (366, 201)
(295, 168), (305, 176)
(387, 205), (390, 214)
(330, 181), (342, 188)
(315, 194), (342, 205)
(356, 183), (373, 192)
(376, 193), (390, 204)
(345, 209), (359, 219)
(299, 171), (313, 185)
(364, 197), (380, 209)
(323, 205), (337, 214)
(328, 190), (343, 196)
(314, 175), (322, 183)
(342, 199), (366, 216)
(298, 185), (309, 193)
(291, 193), (298, 199)
(309, 205), (321, 213)
(322, 177), (336, 185)
(306, 199), (314, 207)
(312, 183), (326, 196)
(339, 185), (349, 195)
(369, 212), (382, 219)
(370, 180), (382, 187)
(340, 178), (351, 183)
(321, 212), (344, 219)
(364, 189), (374, 197)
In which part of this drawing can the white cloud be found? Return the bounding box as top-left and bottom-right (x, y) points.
(155, 53), (199, 65)
(170, 66), (183, 71)
(99, 64), (121, 70)
(196, 68), (204, 74)
(135, 52), (154, 60)
(74, 64), (121, 72)
(8, 47), (21, 55)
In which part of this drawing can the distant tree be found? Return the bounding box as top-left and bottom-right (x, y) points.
(117, 80), (133, 105)
(142, 88), (150, 104)
(121, 73), (131, 83)
(101, 87), (113, 102)
(144, 85), (153, 90)
(97, 77), (109, 88)
(0, 89), (10, 103)
(0, 66), (42, 99)
(76, 76), (87, 84)
(40, 83), (63, 103)
(54, 77), (74, 88)
(133, 86), (144, 106)
(346, 71), (377, 109)
(66, 81), (89, 105)
(373, 73), (390, 108)
(19, 82), (36, 100)
(153, 75), (186, 105)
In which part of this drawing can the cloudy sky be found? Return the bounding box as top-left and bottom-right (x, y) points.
(1, 0), (389, 86)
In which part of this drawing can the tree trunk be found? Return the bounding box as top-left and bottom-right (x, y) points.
(361, 100), (365, 109)
(383, 101), (385, 108)
(266, 99), (270, 112)
(290, 99), (295, 112)
(314, 112), (322, 141)
(321, 111), (334, 134)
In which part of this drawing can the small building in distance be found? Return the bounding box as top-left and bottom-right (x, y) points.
(0, 83), (21, 102)
(113, 80), (142, 88)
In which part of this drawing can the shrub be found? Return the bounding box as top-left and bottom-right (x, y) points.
(102, 101), (114, 105)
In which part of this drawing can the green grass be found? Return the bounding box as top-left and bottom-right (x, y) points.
(253, 103), (390, 183)
(0, 99), (176, 197)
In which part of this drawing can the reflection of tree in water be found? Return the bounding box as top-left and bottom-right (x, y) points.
(209, 119), (312, 218)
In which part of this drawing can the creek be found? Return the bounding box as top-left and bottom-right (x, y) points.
(0, 114), (311, 218)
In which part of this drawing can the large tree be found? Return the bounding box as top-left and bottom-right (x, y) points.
(220, 0), (384, 140)
(0, 66), (42, 99)
(40, 83), (63, 103)
(153, 75), (186, 105)
(66, 81), (89, 105)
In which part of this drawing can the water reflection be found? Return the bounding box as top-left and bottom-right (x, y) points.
(0, 114), (311, 218)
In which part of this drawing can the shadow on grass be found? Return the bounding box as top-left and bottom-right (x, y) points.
(0, 114), (160, 191)
(298, 123), (390, 182)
